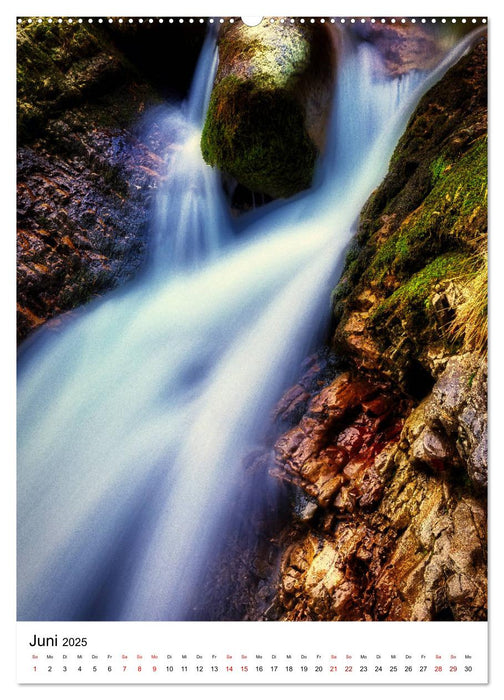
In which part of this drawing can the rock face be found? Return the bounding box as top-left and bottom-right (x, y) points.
(274, 369), (410, 511)
(18, 21), (487, 623)
(273, 353), (486, 621)
(201, 19), (336, 199)
(350, 22), (470, 77)
(268, 36), (487, 622)
(17, 21), (205, 343)
(17, 120), (162, 341)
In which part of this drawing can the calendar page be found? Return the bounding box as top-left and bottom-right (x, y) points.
(15, 9), (488, 686)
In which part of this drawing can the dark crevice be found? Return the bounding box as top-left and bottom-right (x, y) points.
(403, 360), (435, 400)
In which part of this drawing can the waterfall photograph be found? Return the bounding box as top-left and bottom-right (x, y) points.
(17, 17), (487, 623)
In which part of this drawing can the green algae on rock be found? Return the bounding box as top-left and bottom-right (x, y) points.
(17, 22), (147, 142)
(201, 19), (336, 199)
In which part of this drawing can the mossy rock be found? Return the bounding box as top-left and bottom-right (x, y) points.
(202, 77), (317, 198)
(331, 37), (487, 388)
(367, 136), (487, 285)
(371, 252), (473, 342)
(201, 19), (336, 199)
(17, 22), (110, 140)
(16, 21), (165, 143)
(357, 36), (487, 247)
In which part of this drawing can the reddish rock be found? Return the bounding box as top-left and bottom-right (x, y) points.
(274, 372), (410, 511)
(361, 395), (392, 416)
(272, 362), (486, 622)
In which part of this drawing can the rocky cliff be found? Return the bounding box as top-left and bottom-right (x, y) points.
(267, 35), (487, 622)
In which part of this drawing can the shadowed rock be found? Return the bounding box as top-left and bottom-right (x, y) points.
(17, 21), (205, 343)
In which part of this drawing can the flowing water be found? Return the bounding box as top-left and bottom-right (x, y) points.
(17, 27), (480, 621)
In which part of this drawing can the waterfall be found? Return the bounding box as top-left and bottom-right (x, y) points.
(149, 29), (228, 271)
(17, 28), (480, 621)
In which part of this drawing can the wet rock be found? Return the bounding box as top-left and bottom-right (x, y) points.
(267, 33), (487, 625)
(331, 38), (488, 387)
(410, 426), (456, 472)
(273, 384), (311, 426)
(352, 22), (467, 78)
(428, 353), (487, 487)
(393, 353), (487, 488)
(276, 440), (486, 621)
(274, 372), (410, 511)
(17, 122), (164, 343)
(292, 489), (319, 523)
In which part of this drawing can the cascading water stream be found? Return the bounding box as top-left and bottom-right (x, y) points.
(148, 29), (228, 271)
(17, 28), (481, 621)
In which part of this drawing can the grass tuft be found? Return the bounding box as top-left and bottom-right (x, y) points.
(448, 250), (487, 356)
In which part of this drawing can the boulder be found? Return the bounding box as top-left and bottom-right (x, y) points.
(201, 19), (336, 198)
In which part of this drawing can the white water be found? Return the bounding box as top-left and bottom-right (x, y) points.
(149, 31), (228, 270)
(17, 29), (480, 621)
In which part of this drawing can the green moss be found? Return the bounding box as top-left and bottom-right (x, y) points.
(201, 75), (317, 198)
(372, 252), (471, 331)
(433, 138), (487, 221)
(17, 21), (156, 142)
(334, 135), (487, 366)
(331, 40), (487, 385)
(430, 154), (450, 185)
(331, 241), (369, 316)
(363, 137), (487, 364)
(200, 21), (327, 198)
(366, 137), (487, 284)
